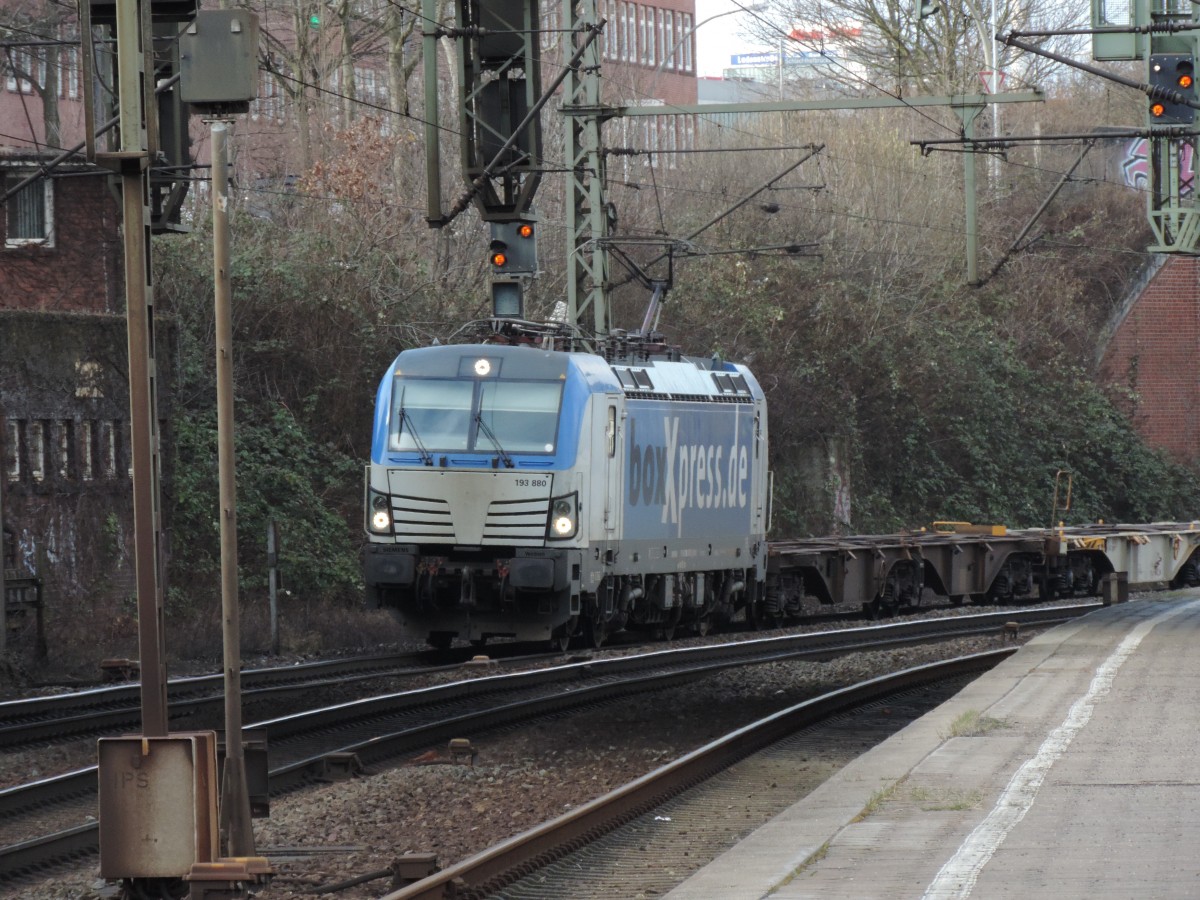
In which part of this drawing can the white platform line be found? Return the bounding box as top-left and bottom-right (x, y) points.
(921, 600), (1200, 900)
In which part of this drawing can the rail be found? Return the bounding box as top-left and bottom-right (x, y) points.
(0, 606), (1087, 882)
(378, 651), (1012, 899)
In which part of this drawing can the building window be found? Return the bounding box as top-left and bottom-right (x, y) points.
(683, 14), (695, 72)
(4, 48), (40, 94)
(622, 2), (633, 61)
(101, 420), (117, 478)
(81, 421), (94, 481)
(603, 0), (615, 59)
(28, 422), (45, 483)
(655, 9), (664, 68)
(674, 13), (683, 72)
(253, 69), (284, 122)
(63, 44), (79, 99)
(648, 7), (658, 66)
(5, 175), (53, 247)
(4, 421), (17, 482)
(75, 359), (104, 398)
(57, 420), (71, 479)
(638, 6), (647, 65)
(644, 116), (659, 165)
(355, 66), (368, 102)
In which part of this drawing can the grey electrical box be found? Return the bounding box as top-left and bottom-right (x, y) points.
(180, 9), (260, 111)
(1091, 0), (1154, 61)
(98, 732), (219, 879)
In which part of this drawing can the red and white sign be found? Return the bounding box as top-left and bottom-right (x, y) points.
(979, 70), (1007, 93)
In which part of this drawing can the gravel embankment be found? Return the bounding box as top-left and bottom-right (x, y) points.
(5, 630), (1026, 900)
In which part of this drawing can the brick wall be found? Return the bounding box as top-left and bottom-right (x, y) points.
(0, 164), (122, 313)
(1098, 255), (1200, 464)
(0, 153), (172, 662)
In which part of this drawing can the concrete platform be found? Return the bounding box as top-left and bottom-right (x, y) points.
(665, 594), (1200, 900)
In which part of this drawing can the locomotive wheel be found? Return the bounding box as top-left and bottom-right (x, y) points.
(870, 583), (898, 619)
(586, 616), (609, 649)
(1038, 576), (1055, 602)
(551, 615), (578, 653)
(746, 601), (779, 630)
(659, 607), (682, 641)
(1174, 560), (1200, 588)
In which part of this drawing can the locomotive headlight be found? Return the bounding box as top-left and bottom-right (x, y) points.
(552, 501), (573, 535)
(547, 493), (578, 539)
(369, 492), (392, 533)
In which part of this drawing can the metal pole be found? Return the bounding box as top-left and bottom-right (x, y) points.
(990, 0), (1000, 183)
(422, 0), (442, 223)
(211, 118), (255, 857)
(0, 412), (6, 657)
(954, 103), (983, 285)
(779, 38), (784, 100)
(114, 0), (169, 738)
(267, 520), (279, 656)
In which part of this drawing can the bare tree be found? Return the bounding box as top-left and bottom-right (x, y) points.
(744, 0), (1086, 98)
(1, 0), (75, 149)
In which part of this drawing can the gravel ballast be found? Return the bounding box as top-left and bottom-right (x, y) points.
(2, 631), (1024, 900)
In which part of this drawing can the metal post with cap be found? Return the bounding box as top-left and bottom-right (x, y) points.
(179, 7), (263, 866)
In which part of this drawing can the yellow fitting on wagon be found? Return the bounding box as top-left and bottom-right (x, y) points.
(932, 521), (1008, 536)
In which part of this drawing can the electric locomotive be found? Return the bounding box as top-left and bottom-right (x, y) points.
(363, 326), (771, 649)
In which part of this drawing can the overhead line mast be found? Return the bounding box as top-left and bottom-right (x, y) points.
(1082, 0), (1200, 252)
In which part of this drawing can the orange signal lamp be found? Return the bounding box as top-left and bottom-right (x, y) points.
(1151, 102), (1167, 117)
(1180, 74), (1194, 89)
(491, 251), (508, 267)
(516, 223), (534, 239)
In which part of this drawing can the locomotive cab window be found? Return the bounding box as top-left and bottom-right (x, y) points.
(477, 381), (561, 453)
(391, 379), (473, 451)
(390, 375), (563, 455)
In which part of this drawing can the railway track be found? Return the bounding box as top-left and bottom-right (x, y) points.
(0, 643), (563, 749)
(381, 652), (1003, 899)
(0, 605), (1092, 883)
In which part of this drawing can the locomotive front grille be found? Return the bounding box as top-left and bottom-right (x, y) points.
(391, 495), (454, 539)
(386, 469), (556, 546)
(482, 498), (551, 545)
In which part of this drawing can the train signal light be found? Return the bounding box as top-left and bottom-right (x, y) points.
(1148, 54), (1195, 125)
(488, 220), (538, 274)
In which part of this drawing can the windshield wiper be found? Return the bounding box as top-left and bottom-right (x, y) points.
(397, 408), (433, 466)
(475, 413), (514, 468)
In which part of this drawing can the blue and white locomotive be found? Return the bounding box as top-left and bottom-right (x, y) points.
(363, 326), (771, 648)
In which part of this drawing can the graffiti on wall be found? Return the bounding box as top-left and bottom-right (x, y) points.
(1121, 138), (1197, 194)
